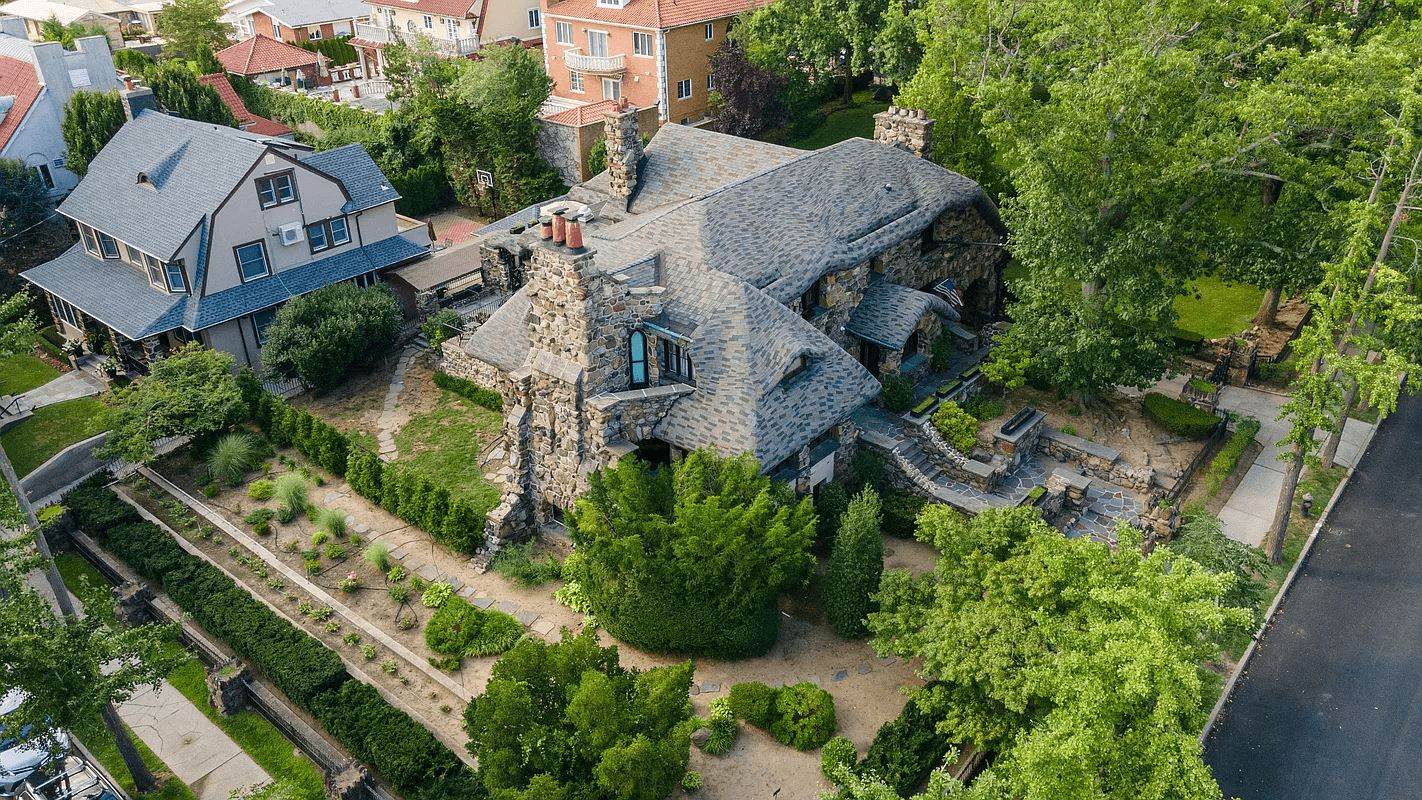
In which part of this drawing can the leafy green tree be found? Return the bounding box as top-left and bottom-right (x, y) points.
(112, 48), (155, 75)
(39, 16), (108, 49)
(94, 342), (246, 463)
(260, 282), (402, 391)
(386, 40), (563, 218)
(737, 0), (889, 105)
(463, 627), (694, 798)
(144, 59), (239, 126)
(0, 533), (187, 793)
(569, 449), (816, 657)
(868, 505), (1245, 799)
(0, 290), (39, 530)
(156, 0), (231, 60)
(0, 161), (52, 241)
(1169, 513), (1267, 617)
(823, 487), (883, 638)
(61, 90), (127, 177)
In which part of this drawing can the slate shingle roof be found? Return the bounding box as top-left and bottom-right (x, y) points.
(57, 110), (292, 261)
(847, 277), (958, 350)
(465, 290), (531, 373)
(299, 144), (401, 213)
(21, 237), (427, 339)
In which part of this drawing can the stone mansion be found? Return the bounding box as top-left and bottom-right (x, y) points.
(439, 105), (1009, 541)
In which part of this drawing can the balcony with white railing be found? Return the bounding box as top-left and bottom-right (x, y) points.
(563, 49), (625, 73)
(351, 22), (480, 57)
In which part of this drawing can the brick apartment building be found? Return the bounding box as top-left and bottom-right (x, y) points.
(541, 0), (750, 125)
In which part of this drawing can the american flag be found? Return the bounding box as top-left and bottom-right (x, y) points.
(934, 278), (963, 308)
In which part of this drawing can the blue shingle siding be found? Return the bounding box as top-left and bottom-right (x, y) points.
(299, 144), (402, 214)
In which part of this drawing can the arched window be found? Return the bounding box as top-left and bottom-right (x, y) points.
(629, 331), (647, 388)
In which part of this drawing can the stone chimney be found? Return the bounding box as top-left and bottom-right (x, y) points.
(603, 100), (643, 202)
(120, 78), (157, 121)
(873, 106), (935, 160)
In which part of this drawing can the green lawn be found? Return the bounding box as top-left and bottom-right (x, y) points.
(1, 396), (107, 477)
(1174, 276), (1264, 340)
(784, 90), (891, 151)
(0, 347), (59, 397)
(393, 388), (502, 516)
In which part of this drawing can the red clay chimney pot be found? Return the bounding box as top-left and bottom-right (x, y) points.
(551, 209), (567, 244)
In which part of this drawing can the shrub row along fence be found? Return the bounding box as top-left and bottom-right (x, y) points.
(430, 371), (502, 413)
(62, 477), (482, 800)
(254, 392), (487, 553)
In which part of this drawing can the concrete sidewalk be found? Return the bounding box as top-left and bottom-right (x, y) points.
(11, 369), (105, 413)
(1152, 377), (1373, 546)
(116, 681), (270, 800)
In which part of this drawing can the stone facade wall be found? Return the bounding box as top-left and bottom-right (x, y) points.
(801, 261), (872, 352)
(586, 387), (690, 457)
(536, 121), (581, 187)
(1037, 428), (1154, 492)
(435, 340), (512, 398)
(604, 104), (643, 200)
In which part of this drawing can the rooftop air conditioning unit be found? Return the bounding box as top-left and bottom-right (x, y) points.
(278, 221), (304, 246)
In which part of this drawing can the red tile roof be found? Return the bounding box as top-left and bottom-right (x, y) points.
(543, 0), (764, 31)
(199, 73), (292, 136)
(366, 0), (478, 19)
(543, 98), (622, 126)
(0, 55), (41, 154)
(216, 34), (324, 75)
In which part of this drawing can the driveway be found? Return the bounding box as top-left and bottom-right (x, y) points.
(1204, 394), (1422, 798)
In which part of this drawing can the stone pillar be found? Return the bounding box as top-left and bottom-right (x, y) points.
(325, 762), (373, 800)
(873, 107), (936, 160)
(112, 582), (151, 627)
(414, 290), (439, 321)
(603, 100), (643, 201)
(141, 335), (167, 363)
(205, 660), (249, 716)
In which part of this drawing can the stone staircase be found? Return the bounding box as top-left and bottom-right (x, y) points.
(891, 439), (1011, 515)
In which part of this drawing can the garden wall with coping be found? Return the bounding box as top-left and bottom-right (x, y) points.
(1036, 428), (1154, 492)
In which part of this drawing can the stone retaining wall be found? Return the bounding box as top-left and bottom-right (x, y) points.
(1037, 428), (1154, 492)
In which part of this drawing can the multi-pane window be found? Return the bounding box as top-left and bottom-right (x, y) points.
(569, 71), (584, 92)
(602, 77), (621, 100)
(123, 243), (143, 265)
(556, 21), (573, 44)
(79, 225), (98, 255)
(255, 172), (295, 208)
(308, 28), (322, 39)
(352, 270), (379, 289)
(53, 296), (80, 328)
(660, 338), (692, 381)
(164, 261), (186, 292)
(422, 14), (432, 28)
(527, 8), (540, 28)
(676, 79), (691, 100)
(97, 232), (120, 259)
(708, 73), (714, 90)
(143, 253), (164, 287)
(253, 307), (278, 344)
(308, 217), (350, 252)
(588, 30), (608, 57)
(629, 331), (647, 388)
(235, 241), (270, 282)
(633, 31), (653, 56)
(705, 22), (714, 39)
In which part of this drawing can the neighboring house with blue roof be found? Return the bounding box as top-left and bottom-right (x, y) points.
(439, 104), (1009, 542)
(22, 95), (432, 372)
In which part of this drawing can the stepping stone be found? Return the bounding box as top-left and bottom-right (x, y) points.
(700, 682), (720, 693)
(457, 587), (475, 598)
(416, 564), (442, 581)
(515, 610), (539, 626)
(323, 492), (340, 504)
(484, 474), (498, 482)
(388, 547), (406, 560)
(876, 656), (896, 666)
(354, 524), (369, 534)
(345, 515), (356, 526)
(688, 685), (700, 696)
(494, 600), (519, 615)
(472, 596), (495, 609)
(446, 577), (462, 592)
(531, 618), (556, 636)
(883, 547), (895, 557)
(858, 664), (872, 675)
(832, 670), (848, 682)
(403, 560), (426, 575)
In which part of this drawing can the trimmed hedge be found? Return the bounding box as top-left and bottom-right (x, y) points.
(856, 690), (953, 796)
(391, 163), (446, 217)
(431, 371), (503, 412)
(1206, 418), (1261, 496)
(881, 489), (927, 539)
(255, 393), (485, 554)
(62, 477), (480, 800)
(729, 681), (836, 751)
(1143, 393), (1221, 439)
(298, 37), (358, 66)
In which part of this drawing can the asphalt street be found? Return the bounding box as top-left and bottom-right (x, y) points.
(1205, 394), (1422, 799)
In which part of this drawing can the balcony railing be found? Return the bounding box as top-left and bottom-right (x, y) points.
(563, 49), (625, 73)
(351, 22), (479, 57)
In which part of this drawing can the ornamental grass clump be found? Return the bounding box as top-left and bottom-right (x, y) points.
(274, 473), (307, 522)
(208, 431), (262, 487)
(317, 507), (346, 538)
(363, 541), (391, 572)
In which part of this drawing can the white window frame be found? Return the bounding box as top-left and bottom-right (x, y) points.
(142, 253), (164, 288)
(79, 225), (98, 256)
(272, 20), (280, 38)
(256, 173), (295, 208)
(164, 261), (186, 293)
(632, 31), (653, 57)
(235, 241), (270, 283)
(97, 232), (120, 259)
(705, 22), (713, 39)
(569, 70), (584, 92)
(676, 78), (691, 100)
(555, 21), (573, 44)
(587, 29), (608, 57)
(527, 7), (540, 28)
(422, 14), (433, 28)
(707, 73), (714, 91)
(352, 270), (379, 289)
(53, 296), (81, 329)
(595, 0), (623, 7)
(602, 77), (621, 101)
(308, 27), (322, 39)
